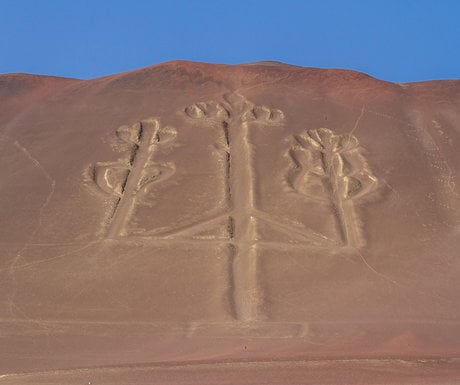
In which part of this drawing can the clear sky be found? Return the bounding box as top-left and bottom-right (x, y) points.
(1, 0), (459, 82)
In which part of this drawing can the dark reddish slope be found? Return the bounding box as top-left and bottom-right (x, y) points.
(0, 61), (459, 384)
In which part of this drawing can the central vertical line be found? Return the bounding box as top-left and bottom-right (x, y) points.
(227, 112), (261, 322)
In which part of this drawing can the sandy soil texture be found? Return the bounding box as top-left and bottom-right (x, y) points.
(1, 61), (459, 383)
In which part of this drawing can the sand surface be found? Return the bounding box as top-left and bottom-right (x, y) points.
(1, 61), (459, 383)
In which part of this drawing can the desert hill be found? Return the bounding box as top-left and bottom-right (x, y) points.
(0, 61), (459, 384)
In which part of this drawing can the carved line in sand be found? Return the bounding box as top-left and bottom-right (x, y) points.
(91, 118), (177, 237)
(287, 128), (379, 248)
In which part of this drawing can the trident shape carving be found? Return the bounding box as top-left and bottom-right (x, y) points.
(89, 100), (379, 325)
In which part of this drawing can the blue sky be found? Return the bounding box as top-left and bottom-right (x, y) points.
(1, 0), (459, 82)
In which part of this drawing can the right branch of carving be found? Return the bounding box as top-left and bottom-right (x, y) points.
(288, 127), (378, 248)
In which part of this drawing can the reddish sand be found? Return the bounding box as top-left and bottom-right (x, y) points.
(0, 61), (459, 383)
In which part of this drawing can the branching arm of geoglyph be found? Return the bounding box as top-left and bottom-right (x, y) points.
(289, 128), (378, 248)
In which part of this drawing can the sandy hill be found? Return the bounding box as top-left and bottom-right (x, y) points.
(0, 61), (459, 384)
